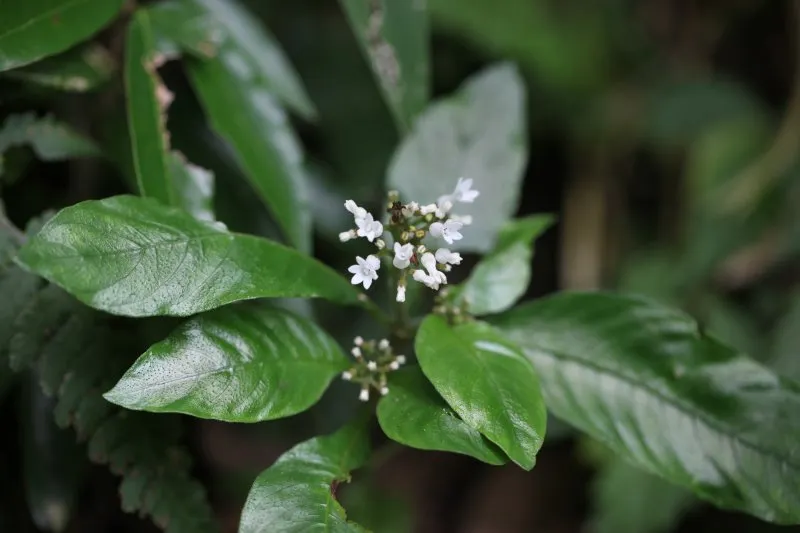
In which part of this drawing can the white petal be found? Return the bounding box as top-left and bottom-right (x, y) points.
(344, 199), (358, 213)
(420, 203), (438, 215)
(362, 277), (373, 289)
(393, 257), (410, 269)
(339, 230), (355, 242)
(350, 272), (364, 285)
(435, 248), (450, 263)
(359, 388), (370, 402)
(429, 222), (444, 238)
(420, 252), (437, 272)
(396, 285), (406, 302)
(365, 255), (381, 270)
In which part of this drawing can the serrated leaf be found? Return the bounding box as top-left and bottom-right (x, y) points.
(459, 215), (554, 315)
(0, 0), (124, 72)
(377, 367), (507, 465)
(0, 113), (99, 163)
(387, 63), (526, 252)
(339, 0), (429, 132)
(415, 316), (546, 470)
(239, 420), (370, 533)
(3, 43), (115, 92)
(105, 304), (348, 422)
(492, 291), (800, 524)
(16, 195), (361, 317)
(186, 53), (312, 251)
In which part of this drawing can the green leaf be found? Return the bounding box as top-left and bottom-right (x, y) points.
(590, 457), (693, 533)
(186, 41), (313, 250)
(387, 63), (526, 252)
(377, 367), (507, 465)
(339, 0), (429, 132)
(15, 195), (361, 317)
(169, 152), (215, 222)
(146, 1), (221, 59)
(459, 215), (554, 315)
(105, 304), (348, 422)
(0, 0), (124, 72)
(125, 10), (174, 206)
(492, 291), (800, 524)
(770, 292), (800, 382)
(0, 113), (99, 165)
(239, 420), (370, 533)
(415, 316), (546, 470)
(3, 43), (115, 92)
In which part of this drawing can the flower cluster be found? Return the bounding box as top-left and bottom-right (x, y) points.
(340, 177), (479, 302)
(342, 337), (406, 401)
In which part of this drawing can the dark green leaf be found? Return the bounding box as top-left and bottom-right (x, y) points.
(15, 195), (361, 317)
(146, 1), (221, 59)
(187, 50), (312, 250)
(387, 63), (526, 252)
(0, 0), (124, 72)
(590, 456), (694, 533)
(125, 11), (174, 206)
(0, 113), (99, 167)
(105, 305), (348, 422)
(239, 420), (370, 533)
(377, 367), (506, 465)
(459, 215), (554, 315)
(3, 43), (114, 92)
(339, 0), (429, 132)
(415, 316), (546, 470)
(492, 292), (800, 524)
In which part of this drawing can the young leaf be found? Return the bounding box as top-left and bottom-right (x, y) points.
(15, 195), (361, 317)
(187, 56), (312, 250)
(2, 43), (115, 92)
(492, 292), (800, 524)
(0, 0), (124, 72)
(415, 315), (546, 470)
(105, 304), (349, 422)
(459, 215), (554, 315)
(377, 367), (507, 465)
(339, 0), (429, 132)
(239, 420), (370, 533)
(387, 63), (526, 252)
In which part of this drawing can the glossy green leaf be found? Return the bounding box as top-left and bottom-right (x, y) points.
(339, 0), (429, 132)
(377, 367), (507, 465)
(492, 292), (800, 524)
(387, 63), (526, 252)
(459, 215), (554, 315)
(239, 420), (370, 533)
(186, 46), (312, 250)
(15, 195), (361, 317)
(3, 43), (114, 92)
(415, 316), (546, 470)
(105, 305), (347, 421)
(0, 113), (99, 169)
(0, 0), (124, 72)
(126, 10), (174, 206)
(146, 0), (221, 59)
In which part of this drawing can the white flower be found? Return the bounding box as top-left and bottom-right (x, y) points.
(396, 284), (406, 302)
(420, 253), (447, 285)
(412, 269), (439, 289)
(345, 199), (367, 220)
(342, 371), (352, 381)
(449, 214), (473, 225)
(451, 177), (479, 203)
(396, 355), (406, 364)
(359, 388), (370, 402)
(356, 212), (384, 242)
(435, 248), (462, 265)
(380, 386), (389, 396)
(434, 197), (453, 219)
(389, 360), (400, 370)
(339, 230), (356, 242)
(379, 339), (390, 350)
(351, 347), (362, 357)
(419, 203), (438, 215)
(348, 255), (380, 289)
(393, 242), (414, 269)
(402, 202), (419, 217)
(367, 361), (377, 371)
(429, 220), (463, 245)
(354, 336), (364, 346)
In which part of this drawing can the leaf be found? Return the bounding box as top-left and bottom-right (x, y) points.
(492, 291), (800, 524)
(105, 304), (348, 422)
(387, 63), (526, 252)
(3, 43), (115, 92)
(169, 152), (215, 222)
(0, 0), (124, 72)
(239, 420), (370, 533)
(125, 10), (175, 206)
(186, 42), (313, 250)
(770, 292), (800, 382)
(589, 456), (694, 533)
(459, 215), (554, 315)
(415, 315), (546, 470)
(16, 195), (361, 317)
(339, 0), (429, 132)
(146, 1), (222, 59)
(377, 367), (507, 465)
(0, 113), (99, 164)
